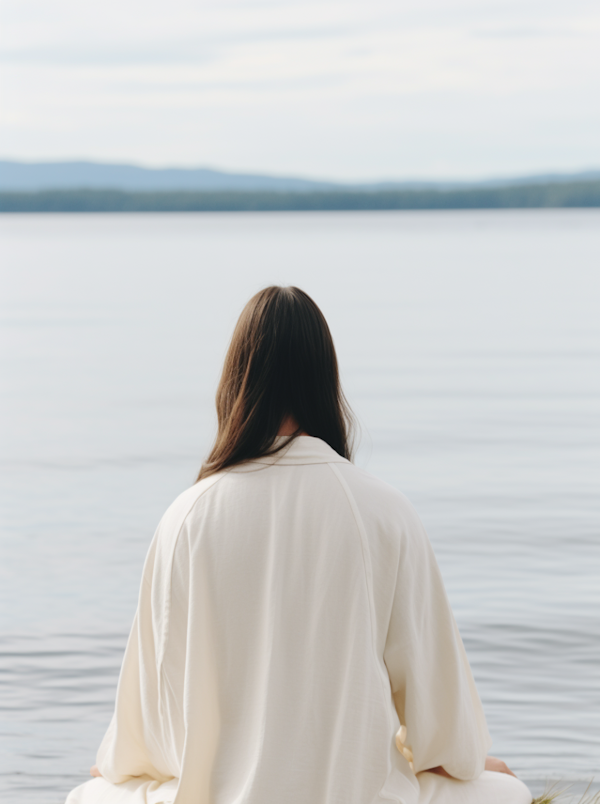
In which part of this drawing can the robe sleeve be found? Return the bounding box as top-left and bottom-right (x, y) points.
(95, 552), (174, 784)
(383, 503), (492, 779)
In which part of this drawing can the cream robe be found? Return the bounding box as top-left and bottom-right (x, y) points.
(66, 437), (532, 804)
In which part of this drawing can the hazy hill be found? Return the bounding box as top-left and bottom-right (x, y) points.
(0, 161), (337, 192)
(1, 160), (600, 193)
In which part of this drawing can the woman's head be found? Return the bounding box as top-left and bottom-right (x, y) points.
(198, 286), (355, 479)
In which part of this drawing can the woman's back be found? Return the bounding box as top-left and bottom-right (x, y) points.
(167, 438), (389, 803)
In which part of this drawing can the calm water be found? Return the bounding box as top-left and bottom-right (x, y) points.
(1, 211), (599, 802)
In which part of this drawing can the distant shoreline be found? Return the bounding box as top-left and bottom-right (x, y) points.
(2, 180), (600, 212)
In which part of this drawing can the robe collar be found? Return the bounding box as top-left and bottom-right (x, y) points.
(246, 435), (350, 467)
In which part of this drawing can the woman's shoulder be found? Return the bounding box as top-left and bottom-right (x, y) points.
(333, 463), (432, 589)
(156, 472), (226, 533)
(335, 462), (422, 526)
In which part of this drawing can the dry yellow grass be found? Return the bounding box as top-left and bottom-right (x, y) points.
(532, 782), (600, 804)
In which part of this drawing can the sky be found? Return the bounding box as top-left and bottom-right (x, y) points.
(1, 0), (599, 181)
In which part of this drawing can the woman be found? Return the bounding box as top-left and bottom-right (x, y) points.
(66, 286), (532, 804)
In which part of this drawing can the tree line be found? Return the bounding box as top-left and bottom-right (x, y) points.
(1, 180), (600, 212)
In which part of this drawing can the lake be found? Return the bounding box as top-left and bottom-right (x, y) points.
(1, 210), (599, 802)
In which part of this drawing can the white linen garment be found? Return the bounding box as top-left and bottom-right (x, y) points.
(66, 437), (532, 804)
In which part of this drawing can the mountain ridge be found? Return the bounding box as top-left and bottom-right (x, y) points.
(2, 160), (600, 193)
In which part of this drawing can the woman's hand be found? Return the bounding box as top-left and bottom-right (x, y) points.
(484, 756), (517, 777)
(425, 766), (452, 778)
(90, 765), (102, 778)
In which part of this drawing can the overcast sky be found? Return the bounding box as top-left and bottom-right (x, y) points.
(1, 0), (599, 180)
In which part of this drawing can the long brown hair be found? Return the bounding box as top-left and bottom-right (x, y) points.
(197, 286), (355, 480)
